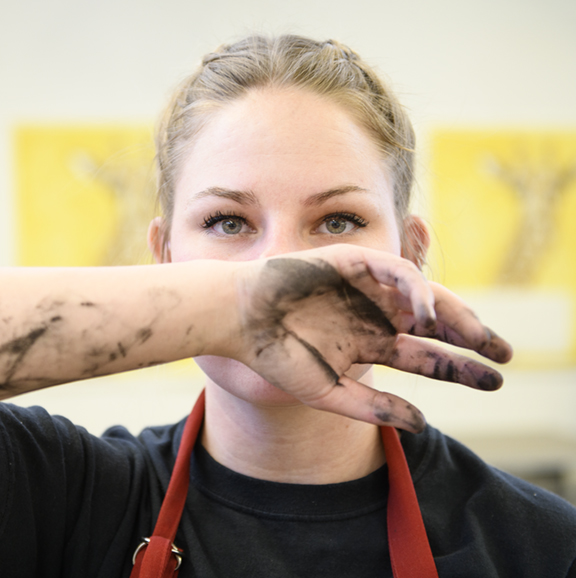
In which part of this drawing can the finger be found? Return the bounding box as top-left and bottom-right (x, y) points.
(393, 311), (472, 348)
(303, 374), (426, 433)
(430, 283), (513, 363)
(367, 255), (436, 331)
(336, 248), (437, 332)
(385, 334), (504, 391)
(387, 283), (513, 364)
(392, 311), (511, 364)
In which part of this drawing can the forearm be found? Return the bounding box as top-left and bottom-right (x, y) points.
(0, 261), (240, 399)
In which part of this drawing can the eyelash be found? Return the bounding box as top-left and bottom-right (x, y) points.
(200, 211), (369, 232)
(322, 212), (368, 229)
(201, 210), (247, 229)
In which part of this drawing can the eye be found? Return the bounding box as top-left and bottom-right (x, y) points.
(218, 217), (244, 235)
(317, 212), (368, 235)
(202, 212), (251, 235)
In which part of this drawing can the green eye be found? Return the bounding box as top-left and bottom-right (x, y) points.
(202, 212), (249, 235)
(325, 218), (348, 234)
(319, 212), (368, 235)
(221, 218), (243, 234)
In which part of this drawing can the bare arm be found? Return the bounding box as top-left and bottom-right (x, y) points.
(0, 260), (241, 397)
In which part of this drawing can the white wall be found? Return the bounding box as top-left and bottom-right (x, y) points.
(1, 0), (575, 438)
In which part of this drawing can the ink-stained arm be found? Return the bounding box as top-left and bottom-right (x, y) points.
(0, 244), (512, 431)
(0, 261), (242, 398)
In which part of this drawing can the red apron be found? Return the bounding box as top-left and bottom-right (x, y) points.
(131, 390), (438, 578)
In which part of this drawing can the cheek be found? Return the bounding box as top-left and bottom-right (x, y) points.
(167, 222), (220, 263)
(382, 208), (403, 255)
(362, 221), (402, 257)
(170, 243), (259, 263)
(169, 242), (212, 262)
(384, 215), (403, 256)
(168, 214), (258, 263)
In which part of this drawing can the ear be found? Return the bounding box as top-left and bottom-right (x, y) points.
(401, 215), (430, 270)
(147, 217), (172, 263)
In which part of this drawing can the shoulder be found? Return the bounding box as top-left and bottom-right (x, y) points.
(0, 401), (183, 459)
(0, 401), (142, 467)
(0, 403), (183, 576)
(402, 425), (576, 577)
(0, 402), (153, 529)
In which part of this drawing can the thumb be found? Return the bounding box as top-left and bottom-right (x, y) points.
(304, 375), (426, 433)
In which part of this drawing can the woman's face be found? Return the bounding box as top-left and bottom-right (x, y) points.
(152, 87), (418, 405)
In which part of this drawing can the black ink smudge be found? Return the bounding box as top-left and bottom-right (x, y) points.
(475, 371), (502, 391)
(284, 328), (340, 385)
(249, 258), (399, 389)
(88, 347), (106, 357)
(432, 356), (443, 380)
(444, 360), (457, 383)
(0, 326), (48, 387)
(255, 340), (280, 358)
(374, 403), (425, 433)
(374, 409), (392, 423)
(419, 351), (460, 384)
(136, 360), (164, 369)
(82, 363), (101, 376)
(264, 259), (397, 337)
(136, 327), (153, 344)
(36, 300), (64, 310)
(0, 327), (47, 356)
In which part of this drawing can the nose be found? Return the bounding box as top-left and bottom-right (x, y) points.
(257, 228), (309, 260)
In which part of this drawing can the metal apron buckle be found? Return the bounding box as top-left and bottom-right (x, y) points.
(132, 537), (184, 570)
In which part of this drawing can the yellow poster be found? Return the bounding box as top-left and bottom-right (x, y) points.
(15, 125), (156, 267)
(430, 130), (576, 368)
(14, 125), (203, 378)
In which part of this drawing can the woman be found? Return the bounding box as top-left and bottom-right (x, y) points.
(0, 35), (574, 577)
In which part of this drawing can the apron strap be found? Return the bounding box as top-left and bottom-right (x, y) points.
(382, 426), (439, 578)
(131, 390), (438, 578)
(131, 390), (205, 578)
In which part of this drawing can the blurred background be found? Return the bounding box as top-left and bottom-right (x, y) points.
(1, 0), (575, 500)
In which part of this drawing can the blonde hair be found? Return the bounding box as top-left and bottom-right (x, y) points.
(155, 35), (415, 253)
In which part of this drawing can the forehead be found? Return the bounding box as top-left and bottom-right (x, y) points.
(175, 87), (391, 203)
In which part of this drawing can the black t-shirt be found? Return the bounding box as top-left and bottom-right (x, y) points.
(1, 402), (575, 577)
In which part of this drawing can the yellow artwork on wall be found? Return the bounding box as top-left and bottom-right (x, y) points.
(15, 125), (156, 266)
(14, 124), (203, 379)
(430, 130), (576, 368)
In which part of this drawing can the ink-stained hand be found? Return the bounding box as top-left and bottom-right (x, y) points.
(229, 245), (513, 432)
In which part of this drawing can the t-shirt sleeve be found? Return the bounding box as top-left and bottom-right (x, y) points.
(0, 403), (151, 578)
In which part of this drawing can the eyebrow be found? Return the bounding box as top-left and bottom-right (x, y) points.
(302, 185), (369, 207)
(191, 187), (261, 206)
(191, 185), (368, 207)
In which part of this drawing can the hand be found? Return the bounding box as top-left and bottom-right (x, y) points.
(231, 244), (512, 432)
